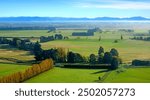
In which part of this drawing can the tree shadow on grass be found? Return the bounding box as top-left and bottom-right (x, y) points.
(91, 69), (110, 74)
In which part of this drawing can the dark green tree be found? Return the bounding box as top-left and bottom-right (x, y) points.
(98, 53), (104, 64)
(67, 51), (75, 63)
(111, 57), (119, 70)
(110, 48), (119, 57)
(12, 38), (20, 47)
(89, 54), (97, 64)
(103, 52), (113, 64)
(33, 41), (43, 61)
(0, 37), (10, 44)
(121, 35), (123, 40)
(99, 36), (101, 41)
(16, 40), (22, 49)
(74, 53), (84, 63)
(114, 40), (118, 43)
(98, 46), (104, 55)
(98, 46), (104, 64)
(20, 40), (27, 50)
(55, 34), (63, 40)
(50, 49), (59, 62)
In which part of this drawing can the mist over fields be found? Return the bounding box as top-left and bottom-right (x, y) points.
(0, 21), (150, 29)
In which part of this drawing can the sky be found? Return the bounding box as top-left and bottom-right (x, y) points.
(0, 0), (150, 18)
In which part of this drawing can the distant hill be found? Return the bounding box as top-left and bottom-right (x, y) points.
(0, 16), (149, 22)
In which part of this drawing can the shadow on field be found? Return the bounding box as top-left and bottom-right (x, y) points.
(63, 64), (110, 69)
(91, 69), (110, 74)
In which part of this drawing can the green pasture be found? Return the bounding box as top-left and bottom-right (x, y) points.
(25, 67), (106, 83)
(41, 39), (150, 63)
(0, 29), (148, 37)
(0, 44), (34, 63)
(0, 30), (49, 37)
(0, 63), (30, 78)
(25, 66), (150, 83)
(104, 67), (150, 83)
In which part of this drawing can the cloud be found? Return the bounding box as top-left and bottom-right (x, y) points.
(75, 0), (150, 9)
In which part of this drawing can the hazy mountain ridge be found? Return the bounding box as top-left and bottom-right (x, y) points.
(0, 16), (149, 22)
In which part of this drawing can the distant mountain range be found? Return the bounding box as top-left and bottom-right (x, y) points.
(0, 16), (150, 22)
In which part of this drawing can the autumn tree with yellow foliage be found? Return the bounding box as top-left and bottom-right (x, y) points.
(0, 59), (53, 83)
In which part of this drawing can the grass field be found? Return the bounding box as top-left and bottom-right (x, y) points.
(0, 63), (30, 78)
(41, 39), (150, 63)
(104, 67), (150, 83)
(25, 66), (150, 83)
(5, 62), (148, 83)
(0, 30), (50, 37)
(0, 44), (34, 63)
(25, 67), (106, 83)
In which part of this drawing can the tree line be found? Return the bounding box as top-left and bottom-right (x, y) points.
(118, 29), (134, 33)
(40, 34), (63, 43)
(89, 47), (121, 70)
(0, 59), (53, 83)
(34, 45), (67, 63)
(132, 59), (150, 66)
(34, 44), (121, 70)
(131, 36), (150, 41)
(0, 37), (36, 51)
(0, 37), (67, 63)
(72, 28), (102, 36)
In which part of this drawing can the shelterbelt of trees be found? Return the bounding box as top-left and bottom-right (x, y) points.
(131, 36), (150, 41)
(40, 34), (65, 43)
(0, 59), (54, 83)
(0, 37), (35, 51)
(72, 28), (102, 36)
(34, 42), (122, 70)
(0, 34), (67, 52)
(132, 60), (150, 66)
(130, 30), (150, 41)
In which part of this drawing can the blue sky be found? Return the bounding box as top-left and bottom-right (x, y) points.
(0, 0), (150, 18)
